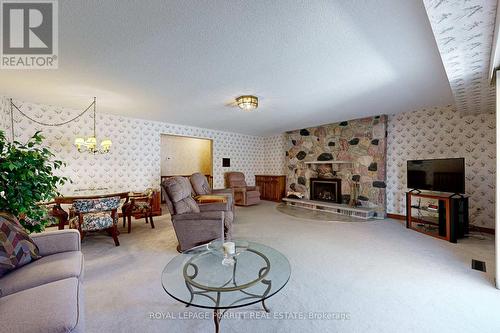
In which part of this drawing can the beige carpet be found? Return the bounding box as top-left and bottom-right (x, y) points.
(80, 201), (499, 333)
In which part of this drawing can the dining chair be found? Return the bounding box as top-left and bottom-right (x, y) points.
(69, 196), (121, 246)
(122, 189), (155, 233)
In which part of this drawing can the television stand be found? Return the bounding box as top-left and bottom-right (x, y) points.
(406, 191), (468, 243)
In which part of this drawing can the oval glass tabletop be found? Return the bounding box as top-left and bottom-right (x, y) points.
(161, 240), (291, 310)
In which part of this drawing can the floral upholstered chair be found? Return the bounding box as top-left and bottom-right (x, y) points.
(69, 196), (121, 246)
(122, 189), (155, 233)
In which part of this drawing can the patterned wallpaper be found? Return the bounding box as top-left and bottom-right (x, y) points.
(260, 134), (287, 175)
(386, 106), (496, 228)
(0, 97), (8, 133)
(285, 116), (387, 217)
(1, 97), (495, 228)
(0, 97), (285, 194)
(423, 0), (497, 114)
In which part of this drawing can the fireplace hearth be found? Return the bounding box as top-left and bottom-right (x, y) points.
(310, 178), (342, 203)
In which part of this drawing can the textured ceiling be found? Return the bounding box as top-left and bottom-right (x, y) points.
(423, 0), (497, 114)
(0, 1), (455, 135)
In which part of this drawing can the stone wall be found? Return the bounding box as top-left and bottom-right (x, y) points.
(285, 115), (387, 217)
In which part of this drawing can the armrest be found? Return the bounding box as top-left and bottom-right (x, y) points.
(31, 229), (81, 256)
(212, 189), (234, 206)
(199, 202), (231, 212)
(247, 186), (260, 192)
(173, 211), (224, 221)
(212, 188), (234, 196)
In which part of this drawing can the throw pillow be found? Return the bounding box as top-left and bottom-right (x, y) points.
(0, 212), (41, 278)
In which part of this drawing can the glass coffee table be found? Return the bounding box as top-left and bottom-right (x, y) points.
(161, 240), (291, 332)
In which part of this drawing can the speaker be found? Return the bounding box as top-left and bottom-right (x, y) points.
(450, 196), (468, 238)
(438, 200), (446, 237)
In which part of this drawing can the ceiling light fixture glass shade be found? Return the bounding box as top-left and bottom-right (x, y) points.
(74, 137), (85, 148)
(236, 95), (258, 111)
(100, 139), (112, 153)
(74, 97), (112, 154)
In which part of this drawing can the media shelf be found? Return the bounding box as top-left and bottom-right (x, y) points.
(406, 191), (468, 243)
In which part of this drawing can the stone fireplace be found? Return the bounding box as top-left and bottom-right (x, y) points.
(285, 115), (387, 217)
(310, 178), (342, 203)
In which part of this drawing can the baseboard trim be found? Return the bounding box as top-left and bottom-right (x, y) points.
(469, 225), (495, 235)
(387, 213), (406, 221)
(386, 213), (495, 234)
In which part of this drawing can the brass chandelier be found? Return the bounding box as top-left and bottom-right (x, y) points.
(9, 97), (112, 154)
(73, 97), (112, 154)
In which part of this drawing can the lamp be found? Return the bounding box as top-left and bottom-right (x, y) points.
(74, 97), (112, 154)
(236, 95), (258, 111)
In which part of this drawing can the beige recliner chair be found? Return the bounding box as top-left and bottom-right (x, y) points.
(161, 177), (232, 252)
(225, 172), (261, 206)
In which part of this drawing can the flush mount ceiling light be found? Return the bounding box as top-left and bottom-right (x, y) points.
(236, 95), (258, 111)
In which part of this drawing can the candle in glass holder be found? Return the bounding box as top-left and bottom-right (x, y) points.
(223, 242), (235, 255)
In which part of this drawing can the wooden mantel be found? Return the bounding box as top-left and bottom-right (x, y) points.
(304, 161), (353, 165)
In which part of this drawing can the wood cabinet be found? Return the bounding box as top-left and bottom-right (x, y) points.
(255, 175), (286, 202)
(406, 191), (468, 243)
(150, 191), (162, 216)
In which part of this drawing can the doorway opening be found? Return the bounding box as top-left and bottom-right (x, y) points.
(160, 134), (213, 201)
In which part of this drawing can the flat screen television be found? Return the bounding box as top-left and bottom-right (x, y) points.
(407, 158), (465, 194)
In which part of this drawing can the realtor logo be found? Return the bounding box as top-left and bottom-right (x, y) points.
(1, 0), (58, 69)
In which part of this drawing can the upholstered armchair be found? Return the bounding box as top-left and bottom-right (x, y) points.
(190, 172), (235, 220)
(69, 196), (121, 246)
(122, 189), (155, 233)
(161, 177), (232, 252)
(225, 171), (261, 206)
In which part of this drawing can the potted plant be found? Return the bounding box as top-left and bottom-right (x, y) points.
(0, 130), (69, 233)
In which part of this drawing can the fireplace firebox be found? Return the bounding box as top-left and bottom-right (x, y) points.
(310, 178), (342, 203)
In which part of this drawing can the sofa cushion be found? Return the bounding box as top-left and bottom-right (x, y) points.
(0, 251), (83, 297)
(0, 277), (84, 333)
(0, 213), (41, 278)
